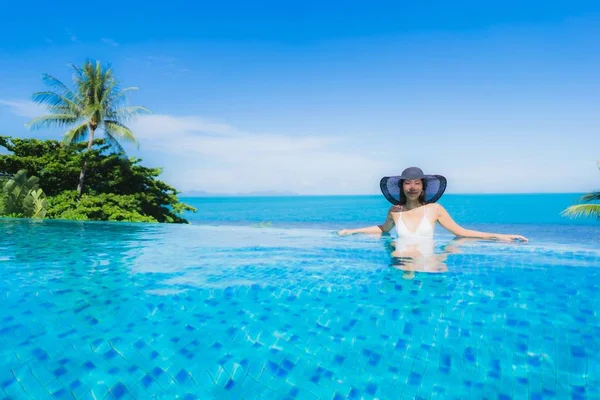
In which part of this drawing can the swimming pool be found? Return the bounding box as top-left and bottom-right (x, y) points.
(1, 218), (599, 399)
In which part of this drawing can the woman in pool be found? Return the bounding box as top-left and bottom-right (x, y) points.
(338, 166), (528, 243)
(339, 167), (527, 275)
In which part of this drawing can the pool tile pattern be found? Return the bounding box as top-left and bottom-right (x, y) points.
(1, 220), (599, 399)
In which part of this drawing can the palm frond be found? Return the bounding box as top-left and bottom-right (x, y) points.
(71, 62), (94, 108)
(69, 62), (83, 76)
(104, 131), (127, 155)
(579, 192), (600, 202)
(91, 61), (105, 105)
(63, 122), (89, 145)
(108, 106), (151, 123)
(104, 120), (138, 145)
(26, 114), (79, 130)
(561, 204), (600, 219)
(102, 65), (115, 90)
(40, 73), (77, 98)
(31, 91), (81, 114)
(116, 86), (139, 98)
(69, 63), (85, 90)
(111, 86), (139, 105)
(99, 79), (119, 113)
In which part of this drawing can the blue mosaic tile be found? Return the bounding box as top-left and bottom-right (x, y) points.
(2, 221), (600, 399)
(139, 374), (153, 388)
(31, 347), (49, 361)
(109, 382), (128, 399)
(365, 382), (378, 396)
(81, 361), (96, 371)
(0, 379), (15, 390)
(52, 388), (71, 399)
(571, 346), (586, 358)
(408, 372), (422, 386)
(464, 346), (476, 363)
(52, 367), (67, 378)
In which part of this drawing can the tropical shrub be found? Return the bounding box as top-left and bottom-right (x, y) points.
(1, 169), (48, 218)
(0, 136), (195, 223)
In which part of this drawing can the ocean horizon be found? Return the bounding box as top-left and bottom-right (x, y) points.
(181, 192), (590, 197)
(179, 192), (598, 227)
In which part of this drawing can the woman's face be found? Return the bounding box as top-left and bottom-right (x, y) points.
(403, 179), (423, 200)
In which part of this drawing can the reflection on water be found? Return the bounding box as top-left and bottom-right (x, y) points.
(1, 218), (599, 293)
(386, 237), (505, 279)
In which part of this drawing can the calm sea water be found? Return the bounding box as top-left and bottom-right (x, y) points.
(0, 193), (599, 399)
(180, 193), (598, 227)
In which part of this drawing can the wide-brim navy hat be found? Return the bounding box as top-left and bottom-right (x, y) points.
(380, 166), (447, 205)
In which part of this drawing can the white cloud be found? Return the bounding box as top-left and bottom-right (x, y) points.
(129, 114), (391, 194)
(0, 100), (45, 119)
(101, 38), (119, 47)
(132, 114), (238, 138)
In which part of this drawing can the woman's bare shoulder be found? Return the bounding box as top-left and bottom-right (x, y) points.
(389, 205), (403, 213)
(431, 203), (446, 212)
(424, 203), (441, 217)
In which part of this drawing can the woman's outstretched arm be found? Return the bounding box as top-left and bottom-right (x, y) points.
(338, 206), (396, 236)
(435, 204), (528, 242)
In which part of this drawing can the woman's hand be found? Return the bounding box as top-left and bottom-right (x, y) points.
(495, 234), (529, 242)
(337, 229), (354, 236)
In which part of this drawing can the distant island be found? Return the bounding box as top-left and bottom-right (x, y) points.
(181, 190), (299, 197)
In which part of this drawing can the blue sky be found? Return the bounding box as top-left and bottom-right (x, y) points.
(1, 0), (600, 194)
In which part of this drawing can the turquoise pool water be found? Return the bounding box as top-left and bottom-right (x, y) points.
(1, 194), (599, 399)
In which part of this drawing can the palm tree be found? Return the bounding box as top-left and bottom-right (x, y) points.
(562, 161), (600, 219)
(26, 60), (150, 196)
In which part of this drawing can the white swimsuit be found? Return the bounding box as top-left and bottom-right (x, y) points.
(394, 206), (435, 257)
(396, 212), (434, 239)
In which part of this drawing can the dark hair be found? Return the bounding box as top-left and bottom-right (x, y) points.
(398, 179), (427, 205)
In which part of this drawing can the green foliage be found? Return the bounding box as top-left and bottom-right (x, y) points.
(0, 136), (81, 196)
(46, 191), (157, 222)
(561, 204), (600, 219)
(0, 136), (196, 223)
(3, 170), (37, 214)
(1, 169), (48, 218)
(579, 191), (600, 202)
(562, 161), (600, 219)
(23, 189), (48, 218)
